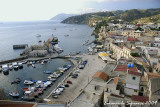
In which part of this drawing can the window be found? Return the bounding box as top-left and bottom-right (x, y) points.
(132, 77), (136, 80)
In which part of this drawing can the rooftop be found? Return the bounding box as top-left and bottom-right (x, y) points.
(146, 72), (160, 79)
(113, 77), (118, 84)
(93, 72), (108, 81)
(114, 65), (138, 72)
(128, 71), (141, 76)
(131, 95), (149, 103)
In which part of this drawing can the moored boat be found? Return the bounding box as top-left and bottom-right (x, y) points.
(44, 70), (52, 74)
(24, 80), (34, 85)
(9, 92), (19, 97)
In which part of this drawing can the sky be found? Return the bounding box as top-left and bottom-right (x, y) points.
(0, 0), (159, 22)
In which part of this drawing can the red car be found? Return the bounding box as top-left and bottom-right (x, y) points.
(67, 80), (72, 84)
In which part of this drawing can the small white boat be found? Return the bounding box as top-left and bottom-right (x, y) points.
(9, 92), (19, 97)
(41, 61), (44, 65)
(8, 64), (13, 70)
(32, 64), (35, 68)
(18, 62), (23, 69)
(36, 34), (41, 37)
(24, 80), (34, 85)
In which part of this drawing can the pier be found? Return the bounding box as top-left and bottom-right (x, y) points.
(13, 44), (28, 49)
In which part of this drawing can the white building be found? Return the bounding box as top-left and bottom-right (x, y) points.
(124, 71), (141, 96)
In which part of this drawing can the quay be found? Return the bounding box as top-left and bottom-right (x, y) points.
(13, 44), (28, 49)
(0, 56), (27, 65)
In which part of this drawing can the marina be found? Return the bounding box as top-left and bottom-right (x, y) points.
(0, 20), (94, 102)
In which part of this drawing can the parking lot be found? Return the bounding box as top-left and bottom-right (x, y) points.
(48, 54), (107, 104)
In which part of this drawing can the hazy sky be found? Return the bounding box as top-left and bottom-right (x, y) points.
(0, 0), (159, 21)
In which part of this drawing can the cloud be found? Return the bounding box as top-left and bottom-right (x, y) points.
(75, 8), (108, 14)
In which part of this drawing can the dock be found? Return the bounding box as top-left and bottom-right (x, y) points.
(13, 44), (28, 49)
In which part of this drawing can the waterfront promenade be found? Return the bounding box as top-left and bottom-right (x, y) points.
(47, 54), (107, 104)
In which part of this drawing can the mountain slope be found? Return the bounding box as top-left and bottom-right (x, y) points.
(61, 8), (160, 24)
(50, 13), (75, 21)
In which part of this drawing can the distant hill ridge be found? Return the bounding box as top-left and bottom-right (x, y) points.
(50, 13), (75, 21)
(61, 8), (160, 24)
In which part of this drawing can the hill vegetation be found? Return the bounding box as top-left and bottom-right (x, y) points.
(61, 8), (160, 24)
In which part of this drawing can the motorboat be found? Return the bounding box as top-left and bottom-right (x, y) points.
(2, 64), (9, 72)
(24, 80), (34, 85)
(36, 34), (41, 37)
(44, 70), (52, 74)
(9, 92), (19, 97)
(11, 78), (21, 84)
(18, 62), (23, 69)
(12, 62), (19, 70)
(32, 64), (35, 68)
(41, 61), (44, 65)
(8, 64), (13, 70)
(22, 91), (35, 101)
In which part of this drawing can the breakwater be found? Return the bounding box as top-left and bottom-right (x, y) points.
(0, 56), (27, 65)
(13, 44), (28, 49)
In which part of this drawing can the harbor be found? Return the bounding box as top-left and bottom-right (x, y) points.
(0, 20), (95, 102)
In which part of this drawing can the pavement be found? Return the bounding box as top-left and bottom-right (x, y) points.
(48, 54), (107, 104)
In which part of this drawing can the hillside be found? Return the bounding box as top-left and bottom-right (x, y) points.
(61, 8), (160, 24)
(132, 14), (160, 24)
(50, 13), (75, 21)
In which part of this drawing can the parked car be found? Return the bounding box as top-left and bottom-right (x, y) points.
(67, 81), (72, 84)
(75, 70), (80, 73)
(79, 64), (85, 69)
(65, 84), (69, 87)
(82, 60), (87, 65)
(52, 94), (58, 98)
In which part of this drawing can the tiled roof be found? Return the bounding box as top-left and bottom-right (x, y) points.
(93, 72), (108, 81)
(127, 36), (136, 41)
(114, 65), (138, 72)
(128, 71), (141, 76)
(113, 77), (118, 84)
(131, 95), (149, 103)
(147, 72), (160, 79)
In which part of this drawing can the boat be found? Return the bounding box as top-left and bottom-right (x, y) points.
(12, 62), (19, 70)
(9, 92), (19, 97)
(44, 70), (52, 74)
(41, 61), (44, 65)
(24, 80), (34, 85)
(64, 34), (69, 37)
(8, 64), (13, 70)
(32, 64), (35, 68)
(38, 40), (42, 43)
(36, 34), (41, 37)
(11, 78), (21, 84)
(22, 91), (35, 101)
(2, 64), (9, 73)
(18, 62), (23, 69)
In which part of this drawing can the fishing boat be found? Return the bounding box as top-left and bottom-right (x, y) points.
(22, 91), (35, 101)
(24, 80), (34, 85)
(9, 92), (19, 97)
(44, 70), (52, 74)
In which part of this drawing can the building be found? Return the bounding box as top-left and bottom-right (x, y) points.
(121, 30), (141, 38)
(93, 71), (108, 82)
(124, 71), (141, 96)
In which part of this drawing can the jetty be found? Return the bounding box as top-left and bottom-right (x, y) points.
(13, 44), (28, 49)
